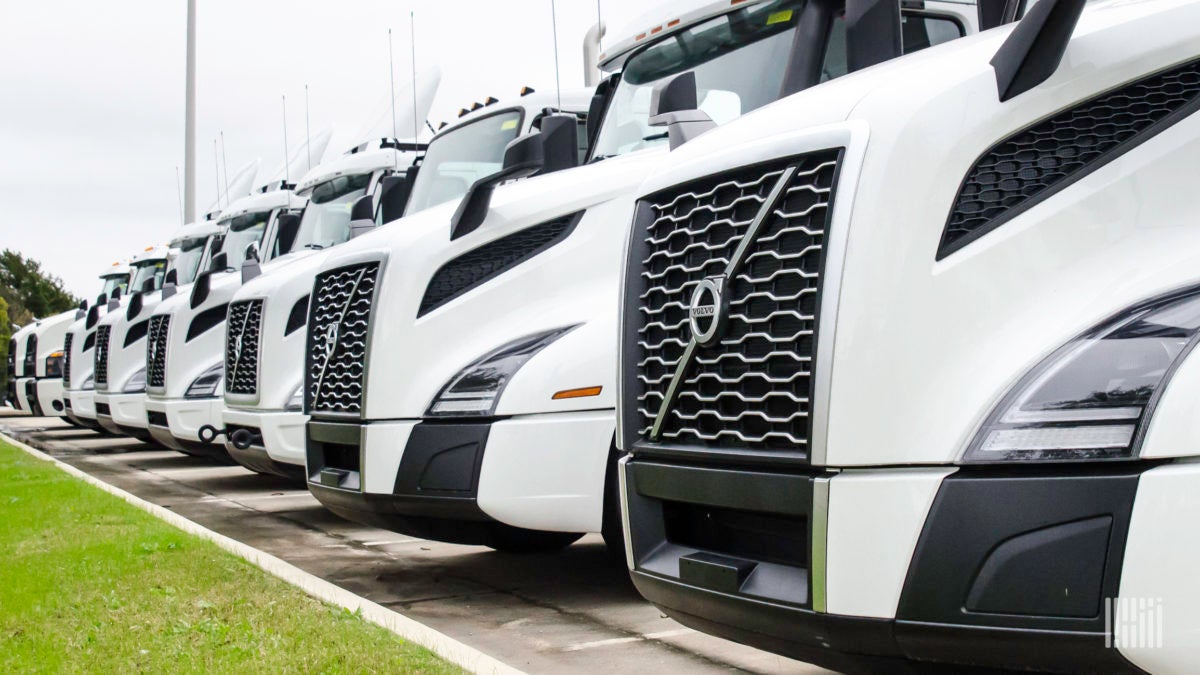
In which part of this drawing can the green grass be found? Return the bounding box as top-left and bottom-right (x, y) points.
(0, 438), (462, 674)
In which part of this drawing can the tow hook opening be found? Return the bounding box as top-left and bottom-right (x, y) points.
(229, 427), (263, 450)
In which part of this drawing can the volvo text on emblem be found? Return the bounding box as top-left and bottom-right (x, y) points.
(320, 323), (339, 363)
(689, 276), (728, 347)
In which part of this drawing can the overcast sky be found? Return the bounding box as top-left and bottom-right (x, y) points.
(0, 0), (652, 299)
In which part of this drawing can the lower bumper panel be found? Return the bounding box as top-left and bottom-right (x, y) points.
(623, 458), (1146, 673)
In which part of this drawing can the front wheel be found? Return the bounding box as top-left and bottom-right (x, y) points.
(486, 524), (583, 554)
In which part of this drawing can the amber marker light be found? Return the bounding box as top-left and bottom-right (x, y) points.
(552, 386), (603, 400)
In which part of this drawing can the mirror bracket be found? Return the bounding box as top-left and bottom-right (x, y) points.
(648, 72), (715, 150)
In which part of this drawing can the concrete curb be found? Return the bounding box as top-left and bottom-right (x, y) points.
(1, 430), (525, 675)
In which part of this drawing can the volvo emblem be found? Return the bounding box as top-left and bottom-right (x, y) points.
(232, 334), (244, 366)
(319, 323), (339, 363)
(689, 276), (727, 347)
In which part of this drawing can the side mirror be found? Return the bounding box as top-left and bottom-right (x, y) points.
(86, 305), (100, 329)
(127, 291), (143, 320)
(209, 251), (229, 272)
(536, 113), (580, 175)
(75, 300), (88, 320)
(274, 212), (302, 255)
(164, 269), (178, 285)
(96, 293), (107, 307)
(107, 287), (122, 310)
(586, 74), (619, 153)
(190, 270), (211, 309)
(141, 277), (156, 293)
(450, 132), (545, 240)
(241, 241), (262, 283)
(379, 172), (415, 223)
(648, 72), (715, 150)
(348, 195), (376, 240)
(844, 0), (903, 73)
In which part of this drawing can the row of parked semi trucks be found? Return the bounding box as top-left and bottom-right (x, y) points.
(8, 0), (1200, 670)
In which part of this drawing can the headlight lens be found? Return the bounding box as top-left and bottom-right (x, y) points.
(427, 326), (576, 417)
(45, 352), (64, 378)
(123, 368), (147, 394)
(82, 375), (94, 391)
(185, 363), (224, 399)
(285, 384), (304, 411)
(965, 290), (1200, 463)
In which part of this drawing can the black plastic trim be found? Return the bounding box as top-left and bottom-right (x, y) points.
(284, 294), (309, 337)
(990, 0), (1085, 103)
(185, 303), (228, 342)
(123, 319), (149, 348)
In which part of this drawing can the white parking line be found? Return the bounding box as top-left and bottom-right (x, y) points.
(563, 628), (696, 652)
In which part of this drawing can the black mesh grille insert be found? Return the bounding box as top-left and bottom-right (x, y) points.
(61, 333), (73, 384)
(418, 213), (581, 316)
(940, 57), (1200, 258)
(631, 151), (841, 454)
(6, 338), (14, 377)
(306, 262), (380, 415)
(93, 325), (112, 386)
(226, 299), (263, 396)
(147, 315), (170, 388)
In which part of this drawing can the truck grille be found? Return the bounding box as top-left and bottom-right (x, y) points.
(62, 333), (74, 384)
(94, 325), (112, 386)
(225, 299), (263, 396)
(147, 315), (170, 388)
(629, 151), (841, 455)
(6, 338), (14, 377)
(306, 262), (380, 415)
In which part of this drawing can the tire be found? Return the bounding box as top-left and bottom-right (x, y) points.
(601, 442), (627, 561)
(486, 524), (583, 554)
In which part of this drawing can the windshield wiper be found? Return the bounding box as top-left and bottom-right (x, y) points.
(642, 132), (668, 142)
(303, 244), (326, 250)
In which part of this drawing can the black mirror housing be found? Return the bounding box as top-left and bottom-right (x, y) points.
(210, 251), (229, 272)
(449, 133), (546, 240)
(274, 212), (302, 255)
(648, 72), (716, 150)
(536, 113), (580, 175)
(379, 172), (415, 223)
(164, 269), (178, 285)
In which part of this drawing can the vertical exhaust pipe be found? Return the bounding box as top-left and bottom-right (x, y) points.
(583, 21), (606, 87)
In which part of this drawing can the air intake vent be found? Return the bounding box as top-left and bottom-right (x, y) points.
(225, 299), (263, 396)
(306, 262), (380, 416)
(418, 212), (582, 316)
(61, 333), (74, 385)
(940, 57), (1200, 258)
(626, 151), (841, 457)
(93, 325), (112, 386)
(23, 334), (36, 377)
(147, 315), (170, 389)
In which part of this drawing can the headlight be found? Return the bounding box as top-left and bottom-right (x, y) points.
(427, 326), (576, 417)
(82, 375), (94, 391)
(285, 384), (304, 411)
(123, 368), (147, 394)
(185, 363), (224, 399)
(965, 290), (1200, 463)
(45, 352), (64, 378)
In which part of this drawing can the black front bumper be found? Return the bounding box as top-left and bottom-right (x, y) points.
(306, 419), (505, 545)
(623, 458), (1148, 674)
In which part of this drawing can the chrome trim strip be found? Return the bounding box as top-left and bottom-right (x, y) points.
(811, 476), (831, 613)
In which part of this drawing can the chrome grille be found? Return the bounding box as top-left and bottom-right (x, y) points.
(225, 299), (263, 396)
(62, 333), (74, 384)
(147, 315), (170, 388)
(93, 325), (112, 386)
(632, 151), (840, 454)
(306, 262), (380, 415)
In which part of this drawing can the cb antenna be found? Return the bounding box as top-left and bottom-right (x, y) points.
(410, 11), (420, 143)
(388, 28), (398, 141)
(213, 138), (222, 208)
(220, 131), (230, 203)
(550, 0), (562, 110)
(282, 94), (290, 184)
(305, 84), (312, 172)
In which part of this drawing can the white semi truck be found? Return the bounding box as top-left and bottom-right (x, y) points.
(220, 89), (591, 479)
(617, 0), (1200, 671)
(302, 0), (979, 552)
(11, 263), (130, 418)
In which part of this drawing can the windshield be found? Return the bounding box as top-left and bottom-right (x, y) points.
(591, 0), (804, 159)
(406, 110), (525, 214)
(129, 260), (166, 292)
(292, 173), (372, 250)
(100, 275), (128, 297)
(217, 210), (272, 268)
(170, 237), (208, 285)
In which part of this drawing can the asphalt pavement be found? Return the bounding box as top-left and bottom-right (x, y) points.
(0, 408), (826, 675)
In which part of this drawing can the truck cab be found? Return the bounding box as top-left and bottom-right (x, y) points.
(617, 0), (1200, 671)
(91, 223), (218, 439)
(13, 262), (130, 418)
(302, 0), (978, 553)
(221, 90), (590, 480)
